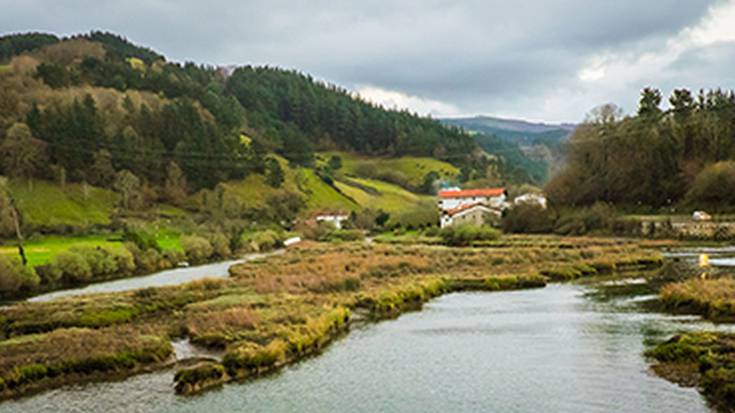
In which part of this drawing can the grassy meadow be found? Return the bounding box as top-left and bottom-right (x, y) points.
(8, 180), (117, 230)
(320, 151), (459, 191)
(334, 177), (431, 213)
(0, 234), (125, 267)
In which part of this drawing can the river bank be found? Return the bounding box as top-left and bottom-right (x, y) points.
(0, 236), (663, 401)
(1, 281), (724, 413)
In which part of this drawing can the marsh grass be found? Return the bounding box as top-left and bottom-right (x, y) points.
(660, 277), (735, 321)
(647, 332), (735, 412)
(0, 235), (664, 399)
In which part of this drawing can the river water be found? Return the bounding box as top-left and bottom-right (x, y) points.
(25, 251), (282, 303)
(1, 276), (729, 413)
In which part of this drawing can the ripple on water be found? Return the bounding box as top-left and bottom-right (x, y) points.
(0, 284), (713, 413)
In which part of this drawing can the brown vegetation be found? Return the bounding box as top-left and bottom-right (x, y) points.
(0, 235), (663, 399)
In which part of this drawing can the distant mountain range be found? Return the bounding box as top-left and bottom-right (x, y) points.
(441, 115), (576, 146)
(440, 116), (577, 185)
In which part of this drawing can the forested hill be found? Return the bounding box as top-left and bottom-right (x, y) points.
(546, 88), (735, 211)
(0, 31), (487, 194)
(441, 116), (574, 146)
(441, 116), (574, 184)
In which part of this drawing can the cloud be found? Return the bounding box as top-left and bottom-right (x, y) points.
(0, 0), (728, 122)
(355, 85), (461, 117)
(552, 0), (735, 118)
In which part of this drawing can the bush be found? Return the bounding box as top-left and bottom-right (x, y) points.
(553, 203), (616, 235)
(387, 203), (439, 230)
(207, 232), (232, 258)
(0, 256), (40, 293)
(502, 204), (553, 234)
(126, 243), (165, 273)
(239, 229), (282, 252)
(52, 251), (92, 283)
(70, 247), (119, 278)
(439, 225), (500, 246)
(181, 235), (214, 263)
(34, 264), (62, 285)
(123, 228), (161, 251)
(686, 161), (735, 207)
(326, 229), (364, 242)
(162, 249), (185, 267)
(294, 221), (333, 242)
(114, 248), (137, 274)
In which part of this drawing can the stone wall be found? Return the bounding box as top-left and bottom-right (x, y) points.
(640, 220), (735, 240)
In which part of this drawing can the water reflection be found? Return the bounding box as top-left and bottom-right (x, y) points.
(0, 284), (714, 413)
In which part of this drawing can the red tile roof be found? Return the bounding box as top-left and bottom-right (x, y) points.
(438, 188), (506, 199)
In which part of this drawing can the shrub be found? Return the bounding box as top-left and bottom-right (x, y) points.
(70, 247), (119, 278)
(126, 243), (166, 273)
(686, 161), (735, 206)
(439, 225), (500, 246)
(52, 251), (92, 283)
(162, 249), (185, 267)
(295, 222), (333, 242)
(181, 235), (214, 263)
(387, 203), (439, 230)
(113, 248), (137, 274)
(241, 230), (281, 252)
(502, 203), (553, 234)
(34, 264), (62, 285)
(207, 232), (232, 258)
(553, 203), (616, 235)
(325, 229), (364, 242)
(123, 228), (161, 251)
(0, 256), (40, 293)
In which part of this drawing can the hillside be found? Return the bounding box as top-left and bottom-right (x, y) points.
(0, 30), (528, 240)
(318, 152), (459, 192)
(441, 116), (575, 184)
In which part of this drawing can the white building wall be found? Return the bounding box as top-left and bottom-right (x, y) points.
(439, 194), (507, 211)
(316, 215), (349, 229)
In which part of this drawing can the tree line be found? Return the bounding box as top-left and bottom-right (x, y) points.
(547, 88), (735, 210)
(0, 31), (487, 202)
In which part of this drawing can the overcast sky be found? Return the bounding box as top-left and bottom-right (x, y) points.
(2, 0), (735, 123)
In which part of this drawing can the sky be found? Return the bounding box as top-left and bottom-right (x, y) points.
(2, 0), (735, 123)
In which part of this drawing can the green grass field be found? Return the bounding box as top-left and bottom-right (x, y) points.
(9, 180), (117, 229)
(297, 169), (359, 212)
(0, 228), (184, 267)
(334, 177), (432, 213)
(215, 158), (358, 214)
(0, 234), (125, 266)
(320, 152), (459, 189)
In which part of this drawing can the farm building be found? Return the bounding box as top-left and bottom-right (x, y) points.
(437, 188), (508, 228)
(313, 211), (350, 229)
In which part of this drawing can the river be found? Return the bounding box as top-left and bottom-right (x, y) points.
(1, 274), (729, 413)
(25, 250), (282, 303)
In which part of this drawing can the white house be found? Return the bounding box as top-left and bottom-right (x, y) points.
(438, 188), (508, 211)
(437, 188), (508, 228)
(514, 193), (548, 209)
(440, 202), (503, 228)
(314, 212), (350, 229)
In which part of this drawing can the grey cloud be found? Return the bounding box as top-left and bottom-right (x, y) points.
(0, 0), (725, 121)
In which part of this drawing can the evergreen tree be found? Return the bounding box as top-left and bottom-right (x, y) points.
(264, 157), (284, 188)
